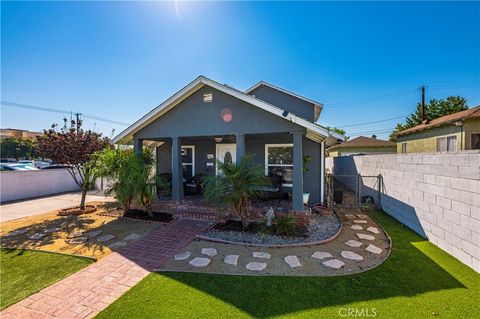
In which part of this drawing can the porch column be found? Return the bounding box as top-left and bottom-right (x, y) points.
(292, 132), (304, 211)
(236, 133), (245, 164)
(171, 137), (184, 202)
(134, 138), (143, 156)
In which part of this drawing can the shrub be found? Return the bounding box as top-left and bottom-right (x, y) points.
(275, 215), (297, 237)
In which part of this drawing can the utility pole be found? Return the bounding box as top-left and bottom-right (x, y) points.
(75, 112), (82, 133)
(421, 85), (426, 122)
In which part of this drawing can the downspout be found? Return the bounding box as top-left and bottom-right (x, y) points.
(320, 139), (326, 203)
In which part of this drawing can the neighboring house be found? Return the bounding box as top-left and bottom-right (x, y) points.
(113, 76), (344, 210)
(396, 105), (480, 154)
(327, 136), (396, 157)
(0, 128), (42, 141)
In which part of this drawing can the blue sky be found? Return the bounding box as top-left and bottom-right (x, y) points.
(1, 1), (479, 140)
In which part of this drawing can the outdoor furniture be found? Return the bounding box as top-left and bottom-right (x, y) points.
(184, 173), (206, 195)
(260, 175), (283, 199)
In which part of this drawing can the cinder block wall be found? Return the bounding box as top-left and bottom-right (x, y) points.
(332, 151), (480, 273)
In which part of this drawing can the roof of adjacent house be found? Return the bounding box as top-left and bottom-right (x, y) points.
(328, 136), (396, 150)
(112, 76), (344, 145)
(397, 105), (480, 136)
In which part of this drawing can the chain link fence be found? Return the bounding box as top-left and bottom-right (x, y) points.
(326, 173), (382, 209)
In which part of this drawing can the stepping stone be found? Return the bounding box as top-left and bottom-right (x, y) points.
(45, 227), (62, 233)
(341, 250), (364, 261)
(311, 251), (332, 260)
(97, 234), (116, 242)
(108, 241), (127, 249)
(28, 233), (46, 240)
(356, 233), (375, 241)
(189, 257), (211, 267)
(366, 227), (380, 234)
(366, 244), (383, 254)
(322, 259), (345, 269)
(253, 252), (271, 259)
(284, 255), (301, 268)
(201, 248), (218, 257)
(174, 251), (192, 261)
(350, 225), (363, 230)
(224, 255), (239, 266)
(245, 262), (267, 271)
(67, 231), (84, 239)
(353, 220), (367, 224)
(5, 228), (28, 237)
(345, 214), (355, 219)
(124, 233), (141, 241)
(86, 230), (103, 237)
(345, 240), (363, 248)
(66, 237), (88, 245)
(357, 214), (368, 219)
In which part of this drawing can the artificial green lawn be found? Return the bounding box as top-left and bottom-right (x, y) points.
(96, 209), (480, 319)
(0, 248), (93, 309)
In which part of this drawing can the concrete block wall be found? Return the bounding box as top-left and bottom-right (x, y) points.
(331, 150), (480, 273)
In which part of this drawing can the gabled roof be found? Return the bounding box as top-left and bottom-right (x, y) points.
(328, 136), (396, 150)
(246, 81), (324, 108)
(112, 76), (344, 145)
(397, 105), (480, 136)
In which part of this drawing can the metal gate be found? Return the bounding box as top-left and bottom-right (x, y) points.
(326, 173), (382, 208)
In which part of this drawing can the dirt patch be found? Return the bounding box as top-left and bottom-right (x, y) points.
(123, 209), (173, 223)
(0, 202), (162, 260)
(58, 205), (97, 216)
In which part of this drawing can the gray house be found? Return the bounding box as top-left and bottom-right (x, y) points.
(113, 76), (343, 211)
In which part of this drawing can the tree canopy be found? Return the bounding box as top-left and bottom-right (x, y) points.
(0, 137), (39, 160)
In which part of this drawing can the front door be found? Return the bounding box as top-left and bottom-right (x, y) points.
(216, 143), (236, 175)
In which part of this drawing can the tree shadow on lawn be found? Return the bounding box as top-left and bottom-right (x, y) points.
(157, 210), (476, 318)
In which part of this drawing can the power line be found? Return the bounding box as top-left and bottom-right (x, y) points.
(1, 100), (129, 126)
(327, 89), (416, 107)
(348, 128), (395, 135)
(335, 114), (408, 128)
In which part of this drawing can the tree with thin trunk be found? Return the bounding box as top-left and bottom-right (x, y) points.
(37, 127), (110, 210)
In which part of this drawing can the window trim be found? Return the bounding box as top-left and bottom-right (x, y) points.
(265, 143), (294, 187)
(471, 132), (480, 150)
(181, 145), (195, 177)
(436, 135), (457, 152)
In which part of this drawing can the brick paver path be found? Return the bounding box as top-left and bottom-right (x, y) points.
(1, 219), (212, 319)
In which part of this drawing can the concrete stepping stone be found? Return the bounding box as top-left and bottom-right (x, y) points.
(28, 233), (47, 240)
(6, 228), (28, 237)
(356, 233), (375, 241)
(322, 259), (345, 269)
(253, 252), (271, 259)
(124, 233), (141, 241)
(86, 230), (103, 237)
(245, 262), (267, 271)
(345, 240), (363, 248)
(174, 251), (192, 261)
(350, 225), (363, 230)
(366, 244), (383, 254)
(201, 248), (218, 257)
(341, 250), (364, 261)
(284, 255), (301, 268)
(108, 241), (127, 249)
(357, 214), (368, 219)
(366, 227), (380, 234)
(97, 234), (116, 242)
(353, 220), (367, 224)
(311, 251), (332, 260)
(66, 237), (88, 245)
(45, 227), (62, 233)
(345, 214), (355, 219)
(224, 255), (239, 266)
(189, 257), (211, 267)
(67, 231), (84, 239)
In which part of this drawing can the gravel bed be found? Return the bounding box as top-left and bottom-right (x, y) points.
(200, 214), (341, 245)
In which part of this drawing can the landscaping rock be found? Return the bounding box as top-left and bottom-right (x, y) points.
(67, 231), (84, 238)
(124, 233), (141, 241)
(284, 255), (302, 268)
(6, 228), (28, 237)
(201, 248), (218, 257)
(356, 233), (375, 240)
(311, 251), (332, 260)
(253, 252), (271, 259)
(357, 214), (368, 219)
(245, 262), (267, 271)
(28, 233), (47, 240)
(366, 244), (383, 254)
(353, 220), (367, 224)
(341, 250), (364, 261)
(224, 255), (239, 266)
(86, 230), (103, 238)
(66, 237), (88, 245)
(174, 251), (192, 261)
(322, 259), (345, 269)
(97, 234), (116, 242)
(345, 240), (363, 248)
(366, 227), (380, 234)
(350, 225), (363, 230)
(189, 257), (211, 267)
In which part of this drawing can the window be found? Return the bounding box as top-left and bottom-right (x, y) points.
(265, 144), (293, 186)
(471, 134), (480, 150)
(401, 142), (407, 154)
(202, 92), (213, 103)
(181, 146), (195, 178)
(436, 135), (457, 152)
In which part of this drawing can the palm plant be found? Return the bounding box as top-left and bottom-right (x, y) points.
(203, 154), (270, 229)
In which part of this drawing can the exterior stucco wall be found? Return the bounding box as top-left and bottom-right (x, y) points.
(248, 85), (315, 122)
(464, 119), (480, 150)
(397, 125), (462, 153)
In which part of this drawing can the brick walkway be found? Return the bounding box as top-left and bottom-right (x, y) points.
(1, 219), (212, 319)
